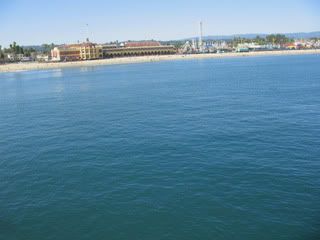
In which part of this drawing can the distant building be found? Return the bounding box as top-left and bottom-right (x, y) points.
(7, 53), (24, 61)
(284, 43), (296, 50)
(36, 54), (49, 62)
(102, 41), (176, 58)
(51, 40), (103, 61)
(51, 45), (81, 61)
(20, 56), (33, 62)
(125, 41), (161, 48)
(51, 40), (176, 61)
(236, 47), (249, 53)
(7, 54), (15, 61)
(79, 42), (102, 60)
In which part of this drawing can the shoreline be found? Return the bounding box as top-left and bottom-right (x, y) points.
(0, 49), (319, 73)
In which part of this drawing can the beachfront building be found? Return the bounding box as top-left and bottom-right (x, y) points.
(102, 41), (176, 58)
(51, 41), (176, 61)
(7, 53), (24, 61)
(79, 42), (103, 60)
(284, 43), (296, 50)
(51, 40), (103, 61)
(51, 45), (81, 61)
(312, 39), (320, 48)
(36, 54), (50, 62)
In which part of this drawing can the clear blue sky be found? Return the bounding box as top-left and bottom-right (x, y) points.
(1, 0), (319, 47)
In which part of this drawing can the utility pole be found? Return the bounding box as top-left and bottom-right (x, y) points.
(86, 24), (90, 42)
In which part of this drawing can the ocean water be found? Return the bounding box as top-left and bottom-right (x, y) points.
(0, 55), (320, 240)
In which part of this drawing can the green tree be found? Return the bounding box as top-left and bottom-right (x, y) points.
(0, 45), (4, 62)
(254, 35), (266, 45)
(266, 34), (290, 45)
(24, 47), (36, 57)
(42, 43), (55, 54)
(9, 41), (24, 54)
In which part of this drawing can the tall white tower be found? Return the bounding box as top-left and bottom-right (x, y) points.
(199, 21), (203, 53)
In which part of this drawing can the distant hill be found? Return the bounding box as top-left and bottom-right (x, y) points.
(184, 31), (320, 41)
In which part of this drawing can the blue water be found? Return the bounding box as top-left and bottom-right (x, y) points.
(0, 55), (320, 240)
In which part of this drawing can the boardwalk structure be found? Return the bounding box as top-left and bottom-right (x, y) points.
(102, 41), (176, 58)
(52, 41), (176, 61)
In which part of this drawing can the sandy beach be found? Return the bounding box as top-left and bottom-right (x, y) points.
(0, 49), (319, 73)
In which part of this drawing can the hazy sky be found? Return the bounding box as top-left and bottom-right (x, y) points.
(1, 0), (319, 46)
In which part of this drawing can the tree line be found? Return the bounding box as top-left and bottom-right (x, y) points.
(231, 34), (293, 46)
(0, 42), (55, 62)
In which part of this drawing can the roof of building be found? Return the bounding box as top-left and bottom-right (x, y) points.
(55, 41), (97, 50)
(125, 41), (161, 48)
(79, 42), (97, 47)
